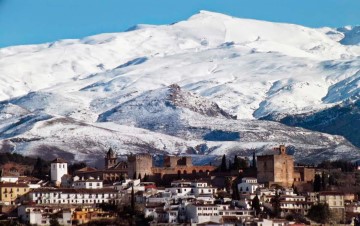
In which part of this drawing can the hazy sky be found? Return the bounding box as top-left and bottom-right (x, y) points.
(1, 0), (359, 48)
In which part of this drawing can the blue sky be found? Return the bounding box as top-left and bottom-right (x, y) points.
(0, 0), (359, 48)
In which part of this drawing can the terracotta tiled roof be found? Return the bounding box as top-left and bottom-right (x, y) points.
(51, 158), (67, 163)
(319, 191), (344, 196)
(0, 182), (29, 187)
(76, 167), (97, 172)
(31, 187), (118, 194)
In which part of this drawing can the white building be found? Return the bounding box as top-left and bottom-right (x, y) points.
(114, 179), (141, 191)
(50, 158), (68, 185)
(0, 171), (19, 183)
(144, 203), (179, 224)
(165, 180), (216, 199)
(28, 188), (119, 205)
(245, 219), (293, 226)
(18, 205), (71, 226)
(72, 177), (103, 189)
(280, 195), (313, 216)
(238, 177), (262, 195)
(186, 204), (220, 224)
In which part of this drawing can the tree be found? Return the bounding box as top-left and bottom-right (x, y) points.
(233, 155), (240, 170)
(252, 195), (261, 216)
(252, 151), (256, 168)
(313, 174), (321, 192)
(292, 183), (299, 195)
(271, 191), (281, 218)
(50, 217), (60, 226)
(321, 172), (327, 191)
(220, 154), (227, 172)
(68, 162), (87, 175)
(238, 158), (249, 169)
(32, 157), (48, 180)
(131, 185), (135, 215)
(307, 203), (331, 224)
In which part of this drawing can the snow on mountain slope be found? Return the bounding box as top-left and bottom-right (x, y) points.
(0, 11), (360, 162)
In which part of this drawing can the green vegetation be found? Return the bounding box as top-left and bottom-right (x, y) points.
(0, 152), (37, 165)
(307, 203), (331, 224)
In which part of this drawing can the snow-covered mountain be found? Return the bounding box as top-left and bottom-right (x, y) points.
(0, 11), (359, 164)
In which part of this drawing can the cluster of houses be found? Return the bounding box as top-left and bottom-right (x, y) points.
(0, 145), (359, 225)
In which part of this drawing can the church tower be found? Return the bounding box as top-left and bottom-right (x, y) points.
(105, 148), (117, 169)
(50, 158), (68, 186)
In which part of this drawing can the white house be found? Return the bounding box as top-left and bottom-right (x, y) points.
(248, 219), (292, 226)
(28, 187), (119, 205)
(72, 177), (103, 189)
(144, 203), (179, 224)
(18, 205), (71, 226)
(186, 203), (220, 224)
(238, 177), (262, 195)
(0, 171), (19, 183)
(50, 158), (68, 185)
(165, 180), (216, 199)
(280, 195), (313, 216)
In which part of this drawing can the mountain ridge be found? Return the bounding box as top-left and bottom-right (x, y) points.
(0, 11), (359, 164)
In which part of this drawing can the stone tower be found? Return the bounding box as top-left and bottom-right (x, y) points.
(105, 148), (117, 169)
(50, 158), (68, 186)
(257, 145), (294, 187)
(127, 154), (153, 179)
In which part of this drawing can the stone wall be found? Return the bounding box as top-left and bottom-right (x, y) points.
(127, 154), (153, 179)
(257, 155), (275, 184)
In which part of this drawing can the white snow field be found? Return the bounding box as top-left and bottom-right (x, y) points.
(0, 11), (359, 164)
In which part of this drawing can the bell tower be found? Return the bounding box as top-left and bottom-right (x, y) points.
(105, 148), (117, 169)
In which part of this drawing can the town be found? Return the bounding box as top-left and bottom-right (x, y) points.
(1, 145), (360, 226)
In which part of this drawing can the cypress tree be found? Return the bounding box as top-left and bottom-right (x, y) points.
(321, 172), (327, 191)
(233, 155), (239, 170)
(131, 185), (135, 214)
(252, 195), (261, 216)
(313, 174), (321, 192)
(252, 151), (256, 168)
(220, 154), (227, 172)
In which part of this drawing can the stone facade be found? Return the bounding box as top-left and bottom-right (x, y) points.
(105, 148), (117, 169)
(257, 145), (294, 187)
(164, 156), (192, 167)
(127, 154), (153, 179)
(293, 166), (315, 183)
